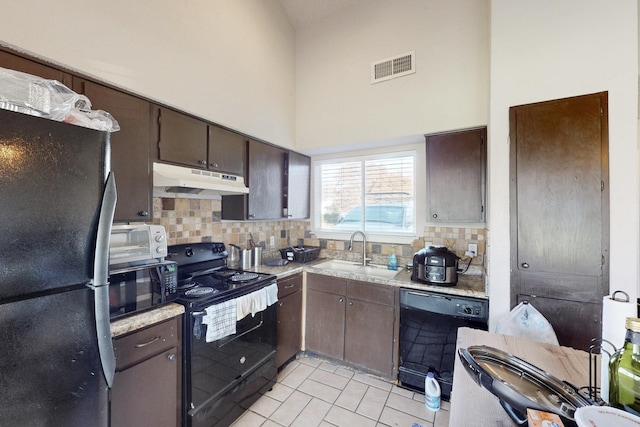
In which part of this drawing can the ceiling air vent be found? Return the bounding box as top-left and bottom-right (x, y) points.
(371, 51), (415, 84)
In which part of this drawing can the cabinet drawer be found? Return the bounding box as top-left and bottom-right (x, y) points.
(307, 273), (346, 295)
(114, 318), (180, 370)
(278, 273), (302, 298)
(347, 280), (395, 306)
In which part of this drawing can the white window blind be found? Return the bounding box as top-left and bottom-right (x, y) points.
(317, 152), (415, 235)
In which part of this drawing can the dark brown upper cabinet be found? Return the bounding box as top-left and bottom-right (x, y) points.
(284, 151), (310, 219)
(222, 140), (284, 220)
(0, 50), (72, 87)
(208, 124), (246, 177)
(155, 107), (208, 168)
(72, 79), (153, 222)
(155, 107), (245, 177)
(426, 127), (487, 222)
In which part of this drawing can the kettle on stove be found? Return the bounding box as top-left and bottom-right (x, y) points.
(411, 246), (459, 286)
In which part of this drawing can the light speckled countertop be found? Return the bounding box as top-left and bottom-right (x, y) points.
(110, 303), (185, 338)
(251, 258), (486, 299)
(111, 257), (486, 337)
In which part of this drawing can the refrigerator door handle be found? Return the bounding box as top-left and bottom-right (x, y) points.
(90, 172), (117, 388)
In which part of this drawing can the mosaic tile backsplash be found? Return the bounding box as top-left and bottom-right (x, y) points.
(152, 197), (486, 272)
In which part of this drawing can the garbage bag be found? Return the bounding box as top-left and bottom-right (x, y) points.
(494, 301), (559, 345)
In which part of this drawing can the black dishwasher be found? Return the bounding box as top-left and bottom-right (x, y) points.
(398, 288), (488, 400)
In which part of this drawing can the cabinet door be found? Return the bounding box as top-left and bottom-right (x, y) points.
(208, 124), (246, 176)
(111, 347), (179, 427)
(306, 288), (345, 360)
(285, 151), (310, 219)
(276, 274), (303, 367)
(248, 140), (285, 219)
(345, 280), (396, 377)
(157, 107), (208, 168)
(0, 50), (72, 86)
(277, 290), (303, 367)
(345, 298), (395, 377)
(73, 79), (152, 222)
(510, 93), (608, 351)
(426, 127), (486, 222)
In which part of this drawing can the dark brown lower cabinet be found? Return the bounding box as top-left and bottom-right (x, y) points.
(111, 316), (182, 427)
(276, 273), (303, 368)
(305, 273), (398, 378)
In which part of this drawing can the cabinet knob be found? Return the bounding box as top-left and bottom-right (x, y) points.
(279, 302), (284, 307)
(348, 301), (353, 306)
(198, 159), (207, 165)
(167, 353), (176, 361)
(210, 162), (219, 168)
(338, 298), (344, 303)
(521, 262), (529, 269)
(138, 211), (149, 217)
(432, 214), (438, 218)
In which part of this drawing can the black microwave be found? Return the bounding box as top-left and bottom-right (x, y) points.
(108, 261), (178, 319)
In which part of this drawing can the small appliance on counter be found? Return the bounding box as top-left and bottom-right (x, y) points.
(280, 246), (320, 263)
(411, 246), (459, 286)
(108, 224), (177, 319)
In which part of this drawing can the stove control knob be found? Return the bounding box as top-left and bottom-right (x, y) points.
(463, 306), (473, 315)
(186, 248), (194, 257)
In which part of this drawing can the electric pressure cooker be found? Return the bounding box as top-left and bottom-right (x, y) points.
(411, 245), (459, 285)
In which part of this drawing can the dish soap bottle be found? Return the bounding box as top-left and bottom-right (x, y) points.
(609, 317), (640, 416)
(388, 246), (398, 270)
(424, 372), (441, 411)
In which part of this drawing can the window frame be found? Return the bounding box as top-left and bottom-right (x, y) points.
(311, 144), (424, 244)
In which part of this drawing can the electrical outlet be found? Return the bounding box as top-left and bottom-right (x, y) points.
(467, 243), (478, 257)
(270, 236), (275, 246)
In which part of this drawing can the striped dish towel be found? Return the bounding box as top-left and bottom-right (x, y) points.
(202, 299), (237, 342)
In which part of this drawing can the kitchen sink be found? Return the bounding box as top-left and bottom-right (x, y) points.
(313, 259), (399, 279)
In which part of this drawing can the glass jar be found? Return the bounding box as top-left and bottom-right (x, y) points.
(609, 317), (640, 416)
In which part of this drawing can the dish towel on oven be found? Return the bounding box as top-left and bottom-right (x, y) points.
(236, 284), (279, 321)
(202, 299), (237, 342)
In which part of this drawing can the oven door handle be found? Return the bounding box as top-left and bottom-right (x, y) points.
(192, 310), (207, 317)
(218, 317), (263, 349)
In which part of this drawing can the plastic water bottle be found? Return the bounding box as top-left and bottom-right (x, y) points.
(424, 372), (441, 411)
(387, 246), (398, 270)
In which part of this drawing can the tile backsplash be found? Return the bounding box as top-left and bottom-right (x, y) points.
(152, 197), (486, 273)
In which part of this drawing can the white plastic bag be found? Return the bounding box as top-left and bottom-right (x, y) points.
(0, 67), (119, 132)
(494, 301), (560, 345)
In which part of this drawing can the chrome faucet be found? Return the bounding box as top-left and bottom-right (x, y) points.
(348, 231), (370, 266)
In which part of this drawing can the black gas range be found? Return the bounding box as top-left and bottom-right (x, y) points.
(167, 242), (277, 308)
(166, 243), (278, 427)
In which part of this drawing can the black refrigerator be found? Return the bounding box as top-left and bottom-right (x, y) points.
(0, 108), (117, 426)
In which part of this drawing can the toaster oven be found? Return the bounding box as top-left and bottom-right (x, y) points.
(109, 224), (167, 266)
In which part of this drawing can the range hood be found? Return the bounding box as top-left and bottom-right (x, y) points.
(153, 162), (249, 198)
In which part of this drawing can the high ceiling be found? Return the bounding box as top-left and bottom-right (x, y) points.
(278, 0), (366, 28)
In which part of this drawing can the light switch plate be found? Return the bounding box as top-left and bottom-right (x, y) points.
(270, 236), (275, 246)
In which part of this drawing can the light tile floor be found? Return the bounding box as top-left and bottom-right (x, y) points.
(231, 355), (449, 427)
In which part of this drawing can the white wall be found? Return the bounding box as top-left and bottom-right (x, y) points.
(295, 0), (490, 154)
(0, 0), (296, 148)
(488, 0), (639, 329)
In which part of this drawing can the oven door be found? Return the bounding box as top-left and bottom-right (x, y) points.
(185, 302), (277, 427)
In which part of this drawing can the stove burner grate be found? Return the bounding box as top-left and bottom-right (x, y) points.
(230, 272), (259, 282)
(184, 287), (217, 297)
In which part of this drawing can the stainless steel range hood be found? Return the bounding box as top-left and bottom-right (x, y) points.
(153, 162), (248, 198)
